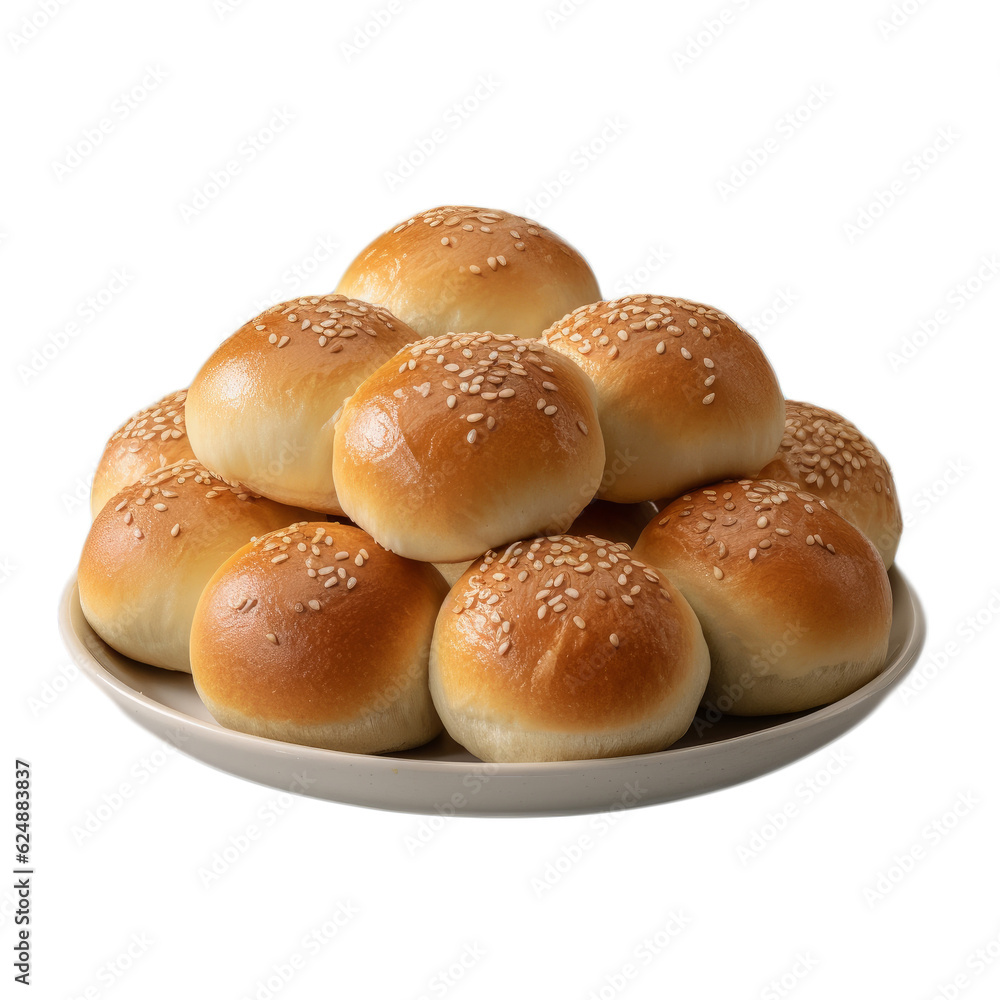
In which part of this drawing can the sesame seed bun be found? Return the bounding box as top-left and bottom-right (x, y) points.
(758, 400), (903, 568)
(333, 332), (606, 563)
(430, 535), (710, 762)
(632, 479), (893, 716)
(78, 462), (313, 673)
(91, 389), (193, 517)
(190, 522), (447, 753)
(335, 206), (600, 340)
(541, 295), (785, 503)
(186, 295), (417, 514)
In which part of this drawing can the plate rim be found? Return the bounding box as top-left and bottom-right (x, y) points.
(58, 567), (926, 780)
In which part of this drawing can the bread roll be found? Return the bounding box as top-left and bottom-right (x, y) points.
(186, 295), (416, 514)
(542, 295), (785, 502)
(758, 400), (903, 567)
(632, 479), (892, 715)
(91, 389), (192, 517)
(335, 206), (600, 339)
(333, 332), (606, 562)
(190, 522), (447, 753)
(430, 534), (709, 762)
(78, 462), (313, 672)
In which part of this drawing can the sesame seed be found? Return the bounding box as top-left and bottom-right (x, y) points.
(537, 605), (547, 620)
(713, 566), (724, 580)
(620, 595), (634, 607)
(703, 394), (716, 404)
(266, 633), (278, 644)
(271, 554), (288, 564)
(170, 524), (180, 537)
(498, 640), (510, 655)
(573, 616), (586, 629)
(308, 600), (321, 611)
(347, 577), (357, 590)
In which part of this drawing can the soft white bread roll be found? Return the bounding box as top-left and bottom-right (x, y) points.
(333, 332), (606, 563)
(190, 522), (447, 753)
(430, 535), (710, 762)
(335, 206), (600, 340)
(542, 295), (785, 502)
(632, 479), (892, 716)
(431, 500), (657, 586)
(91, 389), (192, 517)
(758, 400), (903, 568)
(78, 462), (313, 672)
(186, 295), (416, 514)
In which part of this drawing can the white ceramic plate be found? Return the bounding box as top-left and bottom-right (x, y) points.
(59, 569), (925, 817)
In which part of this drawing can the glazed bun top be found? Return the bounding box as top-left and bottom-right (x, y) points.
(758, 400), (903, 567)
(437, 534), (706, 731)
(332, 331), (606, 562)
(632, 478), (891, 677)
(541, 295), (785, 502)
(78, 460), (313, 672)
(190, 521), (448, 726)
(91, 389), (193, 517)
(335, 205), (600, 339)
(185, 295), (417, 513)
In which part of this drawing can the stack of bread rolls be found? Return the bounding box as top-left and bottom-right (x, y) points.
(79, 205), (902, 762)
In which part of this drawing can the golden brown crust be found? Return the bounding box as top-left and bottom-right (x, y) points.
(91, 390), (193, 517)
(758, 400), (903, 567)
(333, 332), (606, 562)
(335, 206), (600, 340)
(632, 478), (892, 714)
(186, 295), (417, 513)
(430, 534), (709, 761)
(190, 522), (447, 752)
(78, 462), (314, 672)
(542, 295), (785, 502)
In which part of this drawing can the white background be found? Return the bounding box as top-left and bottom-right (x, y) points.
(3, 0), (999, 996)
